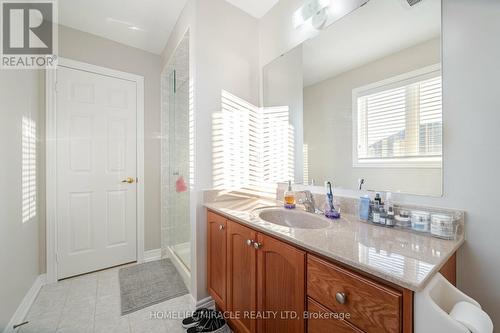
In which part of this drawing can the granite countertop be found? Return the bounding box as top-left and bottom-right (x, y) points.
(204, 195), (464, 292)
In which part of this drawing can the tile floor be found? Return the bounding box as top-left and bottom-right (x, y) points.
(20, 263), (194, 333)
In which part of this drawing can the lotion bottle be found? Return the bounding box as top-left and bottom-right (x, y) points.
(283, 180), (296, 209)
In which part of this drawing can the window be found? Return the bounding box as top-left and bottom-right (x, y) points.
(212, 90), (294, 193)
(22, 116), (36, 223)
(353, 65), (442, 168)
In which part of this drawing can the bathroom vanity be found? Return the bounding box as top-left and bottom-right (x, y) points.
(205, 197), (463, 333)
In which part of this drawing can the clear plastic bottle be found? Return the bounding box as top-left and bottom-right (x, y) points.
(372, 201), (381, 224)
(385, 192), (395, 227)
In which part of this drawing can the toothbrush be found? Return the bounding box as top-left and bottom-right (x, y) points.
(326, 182), (334, 210)
(325, 181), (340, 219)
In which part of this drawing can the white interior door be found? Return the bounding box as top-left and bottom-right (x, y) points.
(56, 65), (138, 279)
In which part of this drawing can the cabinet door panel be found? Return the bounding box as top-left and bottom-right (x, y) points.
(227, 221), (257, 333)
(307, 298), (362, 333)
(207, 211), (227, 310)
(257, 233), (305, 333)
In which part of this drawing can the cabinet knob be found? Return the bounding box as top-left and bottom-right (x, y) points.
(335, 292), (347, 304)
(246, 239), (254, 246)
(253, 242), (262, 250)
(219, 225), (224, 230)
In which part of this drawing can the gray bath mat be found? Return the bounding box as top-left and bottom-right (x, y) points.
(119, 259), (188, 315)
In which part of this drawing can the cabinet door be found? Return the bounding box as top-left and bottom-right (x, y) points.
(207, 211), (227, 310)
(257, 233), (305, 333)
(227, 220), (257, 333)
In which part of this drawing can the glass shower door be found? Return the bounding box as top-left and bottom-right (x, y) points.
(168, 69), (191, 270)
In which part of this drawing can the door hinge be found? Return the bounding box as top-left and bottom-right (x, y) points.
(55, 252), (59, 263)
(54, 81), (58, 93)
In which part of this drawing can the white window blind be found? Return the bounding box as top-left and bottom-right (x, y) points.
(22, 116), (36, 223)
(213, 90), (294, 193)
(354, 66), (442, 167)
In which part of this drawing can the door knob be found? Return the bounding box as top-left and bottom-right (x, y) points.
(219, 225), (224, 230)
(253, 242), (262, 250)
(121, 177), (135, 184)
(246, 239), (255, 246)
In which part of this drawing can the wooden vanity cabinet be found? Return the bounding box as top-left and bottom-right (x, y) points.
(257, 233), (305, 333)
(307, 255), (402, 333)
(207, 210), (454, 333)
(307, 298), (362, 333)
(227, 221), (258, 333)
(208, 212), (305, 333)
(207, 211), (227, 310)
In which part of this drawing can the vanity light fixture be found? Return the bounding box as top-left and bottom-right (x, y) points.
(293, 0), (370, 30)
(293, 0), (330, 29)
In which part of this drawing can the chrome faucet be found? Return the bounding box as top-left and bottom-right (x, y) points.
(297, 190), (317, 213)
(358, 178), (365, 191)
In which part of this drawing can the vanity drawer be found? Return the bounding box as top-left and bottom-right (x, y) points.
(307, 255), (402, 333)
(307, 298), (362, 333)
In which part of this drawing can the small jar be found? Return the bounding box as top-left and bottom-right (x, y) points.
(396, 209), (411, 228)
(431, 214), (456, 240)
(411, 210), (431, 233)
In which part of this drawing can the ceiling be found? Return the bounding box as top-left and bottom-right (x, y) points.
(224, 0), (279, 18)
(59, 0), (187, 54)
(303, 0), (441, 86)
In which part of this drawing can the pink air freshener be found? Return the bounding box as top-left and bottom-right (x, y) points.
(176, 176), (187, 193)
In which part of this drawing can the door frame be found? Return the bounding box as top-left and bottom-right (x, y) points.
(45, 57), (145, 283)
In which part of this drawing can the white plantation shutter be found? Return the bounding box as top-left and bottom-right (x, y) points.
(354, 66), (442, 167)
(213, 91), (294, 193)
(418, 76), (442, 155)
(22, 116), (37, 223)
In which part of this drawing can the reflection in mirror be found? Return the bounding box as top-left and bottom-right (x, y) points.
(263, 0), (442, 196)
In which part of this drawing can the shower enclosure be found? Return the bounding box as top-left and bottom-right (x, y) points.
(161, 34), (191, 282)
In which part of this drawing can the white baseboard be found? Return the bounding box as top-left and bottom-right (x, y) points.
(164, 246), (191, 292)
(3, 274), (46, 333)
(143, 248), (162, 262)
(194, 296), (215, 309)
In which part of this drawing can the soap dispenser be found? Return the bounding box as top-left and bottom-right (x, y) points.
(283, 180), (296, 209)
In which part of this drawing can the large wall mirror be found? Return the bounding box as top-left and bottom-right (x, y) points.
(263, 0), (442, 196)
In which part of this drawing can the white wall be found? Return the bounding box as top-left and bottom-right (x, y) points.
(161, 0), (260, 301)
(260, 0), (500, 327)
(0, 70), (42, 331)
(195, 0), (259, 300)
(304, 38), (441, 195)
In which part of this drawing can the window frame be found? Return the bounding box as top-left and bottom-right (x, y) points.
(352, 64), (442, 168)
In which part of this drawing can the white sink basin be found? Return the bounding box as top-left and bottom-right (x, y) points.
(258, 208), (331, 229)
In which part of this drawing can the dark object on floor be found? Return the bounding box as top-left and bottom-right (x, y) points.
(186, 309), (228, 333)
(182, 308), (210, 328)
(119, 259), (188, 315)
